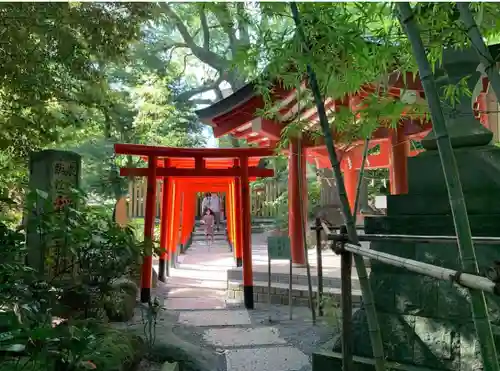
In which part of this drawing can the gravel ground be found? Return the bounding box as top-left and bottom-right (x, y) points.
(137, 359), (162, 371)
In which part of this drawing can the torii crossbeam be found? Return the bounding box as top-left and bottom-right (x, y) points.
(115, 143), (276, 309)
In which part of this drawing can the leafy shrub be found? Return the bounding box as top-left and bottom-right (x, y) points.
(0, 189), (145, 370)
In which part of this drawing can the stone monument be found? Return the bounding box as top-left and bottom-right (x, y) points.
(26, 149), (81, 278)
(313, 46), (500, 370)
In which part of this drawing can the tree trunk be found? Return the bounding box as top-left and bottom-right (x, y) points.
(397, 4), (499, 371)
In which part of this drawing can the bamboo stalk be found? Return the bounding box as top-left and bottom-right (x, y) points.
(340, 225), (354, 371)
(353, 139), (371, 217)
(342, 138), (369, 371)
(289, 3), (386, 371)
(344, 242), (498, 295)
(397, 4), (500, 371)
(456, 3), (500, 101)
(315, 217), (324, 316)
(297, 136), (316, 324)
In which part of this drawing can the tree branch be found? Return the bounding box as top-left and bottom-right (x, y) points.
(174, 74), (224, 103)
(161, 3), (197, 48)
(199, 5), (210, 50)
(236, 3), (250, 45)
(160, 3), (228, 71)
(211, 3), (239, 57)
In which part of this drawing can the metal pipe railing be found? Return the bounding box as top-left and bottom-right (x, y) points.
(313, 217), (500, 371)
(320, 220), (500, 295)
(343, 242), (498, 294)
(328, 232), (500, 245)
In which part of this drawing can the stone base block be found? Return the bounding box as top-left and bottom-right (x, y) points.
(312, 349), (442, 371)
(227, 280), (362, 308)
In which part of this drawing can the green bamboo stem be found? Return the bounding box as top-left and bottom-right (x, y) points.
(289, 3), (386, 371)
(456, 3), (500, 101)
(353, 138), (371, 217)
(397, 4), (500, 371)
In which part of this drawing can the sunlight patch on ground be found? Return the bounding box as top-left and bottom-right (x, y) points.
(203, 327), (286, 347)
(178, 309), (252, 326)
(225, 347), (309, 371)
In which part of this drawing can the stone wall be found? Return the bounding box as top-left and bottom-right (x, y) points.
(227, 280), (362, 308)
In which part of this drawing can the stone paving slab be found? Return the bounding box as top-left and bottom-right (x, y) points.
(203, 327), (287, 347)
(225, 346), (310, 371)
(178, 309), (252, 327)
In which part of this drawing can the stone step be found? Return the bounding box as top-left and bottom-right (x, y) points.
(191, 232), (227, 242)
(227, 268), (361, 291)
(227, 280), (362, 308)
(192, 232), (227, 238)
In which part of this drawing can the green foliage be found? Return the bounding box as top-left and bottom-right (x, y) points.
(0, 3), (208, 205)
(0, 3), (154, 156)
(229, 3), (500, 148)
(140, 297), (162, 354)
(0, 190), (145, 371)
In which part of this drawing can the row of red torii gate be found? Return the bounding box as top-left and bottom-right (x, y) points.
(116, 69), (493, 309)
(115, 144), (276, 307)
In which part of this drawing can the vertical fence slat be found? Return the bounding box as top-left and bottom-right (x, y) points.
(128, 181), (133, 218)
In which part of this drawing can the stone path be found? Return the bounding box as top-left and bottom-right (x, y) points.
(145, 235), (336, 371)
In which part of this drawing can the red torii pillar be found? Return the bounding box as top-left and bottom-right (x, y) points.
(288, 137), (307, 265)
(343, 155), (358, 214)
(239, 156), (253, 308)
(233, 164), (243, 267)
(179, 189), (196, 249)
(141, 156), (158, 302)
(228, 179), (241, 265)
(343, 95), (365, 215)
(159, 159), (170, 281)
(225, 185), (233, 249)
(388, 123), (409, 195)
(169, 179), (183, 269)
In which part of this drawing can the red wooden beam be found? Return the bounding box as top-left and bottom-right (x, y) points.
(246, 134), (267, 144)
(233, 128), (254, 138)
(182, 184), (230, 192)
(143, 158), (262, 169)
(257, 119), (283, 140)
(120, 167), (274, 178)
(302, 118), (432, 149)
(115, 143), (276, 158)
(309, 139), (424, 170)
(167, 176), (262, 183)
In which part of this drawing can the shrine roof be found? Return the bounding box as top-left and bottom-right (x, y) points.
(194, 68), (429, 149)
(196, 82), (259, 126)
(114, 143), (275, 159)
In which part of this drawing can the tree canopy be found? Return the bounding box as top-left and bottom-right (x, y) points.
(3, 2), (500, 204)
(0, 3), (207, 203)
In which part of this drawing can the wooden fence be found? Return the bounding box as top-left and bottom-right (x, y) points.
(127, 179), (287, 219)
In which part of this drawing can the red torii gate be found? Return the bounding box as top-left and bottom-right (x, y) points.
(115, 143), (275, 308)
